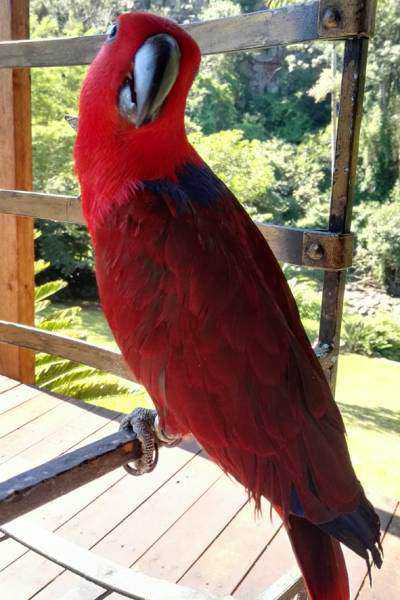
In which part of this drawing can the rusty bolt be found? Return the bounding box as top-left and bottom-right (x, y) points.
(322, 7), (341, 30)
(306, 242), (324, 261)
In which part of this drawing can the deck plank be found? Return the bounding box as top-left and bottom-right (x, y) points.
(356, 501), (400, 600)
(0, 391), (60, 438)
(233, 523), (291, 599)
(0, 383), (42, 415)
(92, 451), (221, 564)
(0, 379), (397, 599)
(134, 476), (248, 581)
(0, 400), (104, 465)
(34, 465), (242, 600)
(178, 499), (281, 598)
(0, 374), (19, 394)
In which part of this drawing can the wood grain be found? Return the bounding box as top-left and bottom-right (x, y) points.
(0, 0), (34, 383)
(0, 189), (354, 270)
(0, 399), (97, 466)
(0, 375), (19, 394)
(256, 567), (304, 600)
(179, 499), (281, 596)
(0, 392), (59, 439)
(234, 524), (294, 598)
(1, 520), (219, 600)
(0, 189), (85, 224)
(0, 3), (320, 68)
(0, 320), (134, 382)
(0, 383), (41, 415)
(0, 429), (141, 528)
(0, 1), (379, 69)
(134, 477), (247, 583)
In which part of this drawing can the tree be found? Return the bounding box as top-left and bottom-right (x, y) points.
(357, 0), (400, 202)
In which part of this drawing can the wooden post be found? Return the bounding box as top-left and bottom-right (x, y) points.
(0, 0), (34, 383)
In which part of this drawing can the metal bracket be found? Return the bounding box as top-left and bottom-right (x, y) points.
(318, 0), (377, 39)
(302, 231), (353, 270)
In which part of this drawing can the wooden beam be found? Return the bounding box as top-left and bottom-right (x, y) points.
(0, 318), (335, 384)
(0, 320), (134, 382)
(0, 189), (84, 224)
(0, 0), (375, 69)
(0, 429), (142, 527)
(1, 520), (219, 600)
(0, 189), (354, 271)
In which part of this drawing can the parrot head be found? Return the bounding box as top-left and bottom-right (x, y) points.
(75, 12), (201, 187)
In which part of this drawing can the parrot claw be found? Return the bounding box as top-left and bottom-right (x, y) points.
(120, 407), (181, 476)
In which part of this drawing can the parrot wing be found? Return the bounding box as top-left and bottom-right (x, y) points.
(117, 162), (358, 523)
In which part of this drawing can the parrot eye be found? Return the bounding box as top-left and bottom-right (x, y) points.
(106, 23), (118, 42)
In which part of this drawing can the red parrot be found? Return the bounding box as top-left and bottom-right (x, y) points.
(74, 12), (382, 599)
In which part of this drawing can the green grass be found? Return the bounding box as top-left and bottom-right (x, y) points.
(46, 301), (400, 498)
(72, 301), (118, 350)
(336, 354), (400, 499)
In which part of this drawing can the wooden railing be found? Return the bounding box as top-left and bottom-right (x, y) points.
(0, 1), (377, 598)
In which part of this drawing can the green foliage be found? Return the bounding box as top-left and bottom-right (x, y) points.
(282, 266), (321, 342)
(290, 281), (321, 322)
(190, 129), (276, 219)
(341, 317), (381, 356)
(341, 314), (400, 361)
(190, 128), (331, 225)
(35, 260), (134, 402)
(357, 0), (400, 202)
(355, 201), (400, 295)
(187, 66), (240, 135)
(36, 222), (93, 278)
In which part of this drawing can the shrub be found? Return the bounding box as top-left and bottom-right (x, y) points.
(355, 201), (400, 295)
(341, 313), (400, 361)
(285, 270), (321, 322)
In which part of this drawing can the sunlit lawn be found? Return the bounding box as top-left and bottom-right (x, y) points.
(53, 302), (400, 499)
(336, 354), (400, 499)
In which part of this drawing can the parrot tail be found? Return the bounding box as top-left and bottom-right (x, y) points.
(286, 515), (350, 600)
(285, 492), (382, 599)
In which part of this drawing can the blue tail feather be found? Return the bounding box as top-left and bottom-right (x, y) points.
(318, 494), (382, 569)
(290, 487), (382, 570)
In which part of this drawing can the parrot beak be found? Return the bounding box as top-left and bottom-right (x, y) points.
(118, 33), (181, 128)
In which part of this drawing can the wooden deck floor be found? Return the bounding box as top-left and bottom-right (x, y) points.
(0, 374), (398, 600)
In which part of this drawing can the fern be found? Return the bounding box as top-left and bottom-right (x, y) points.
(35, 279), (67, 303)
(35, 249), (135, 407)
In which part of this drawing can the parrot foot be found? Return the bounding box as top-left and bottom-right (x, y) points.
(120, 407), (181, 476)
